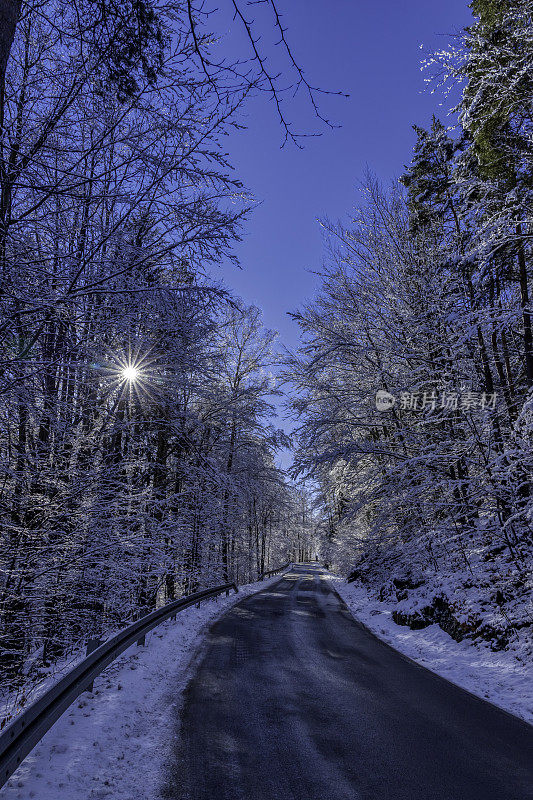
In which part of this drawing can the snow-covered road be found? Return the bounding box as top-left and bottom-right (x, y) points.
(164, 564), (532, 800)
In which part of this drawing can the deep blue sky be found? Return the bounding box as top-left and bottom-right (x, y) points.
(215, 0), (473, 461)
(219, 0), (472, 341)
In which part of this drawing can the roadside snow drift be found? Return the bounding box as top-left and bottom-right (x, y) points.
(332, 577), (533, 725)
(0, 578), (278, 800)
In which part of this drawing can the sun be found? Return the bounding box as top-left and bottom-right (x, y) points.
(97, 344), (159, 408)
(122, 365), (140, 383)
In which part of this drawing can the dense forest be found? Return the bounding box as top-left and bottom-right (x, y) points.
(1, 0), (531, 709)
(0, 0), (316, 697)
(289, 0), (532, 655)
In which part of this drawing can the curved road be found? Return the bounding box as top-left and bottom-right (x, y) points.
(163, 564), (533, 800)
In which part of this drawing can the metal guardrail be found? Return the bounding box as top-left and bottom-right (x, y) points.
(0, 581), (237, 789)
(260, 562), (291, 580)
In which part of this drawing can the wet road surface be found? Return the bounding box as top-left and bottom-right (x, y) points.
(162, 564), (533, 800)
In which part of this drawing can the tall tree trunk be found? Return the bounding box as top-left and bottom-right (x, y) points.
(0, 0), (22, 132)
(516, 224), (533, 386)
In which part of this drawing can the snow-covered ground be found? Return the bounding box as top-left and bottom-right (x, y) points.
(0, 576), (281, 800)
(331, 576), (533, 725)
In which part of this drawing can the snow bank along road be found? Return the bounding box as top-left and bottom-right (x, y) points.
(163, 564), (533, 800)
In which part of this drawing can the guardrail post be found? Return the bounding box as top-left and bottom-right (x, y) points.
(84, 638), (103, 692)
(86, 638), (103, 656)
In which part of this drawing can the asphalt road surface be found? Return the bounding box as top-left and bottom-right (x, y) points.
(162, 564), (533, 800)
